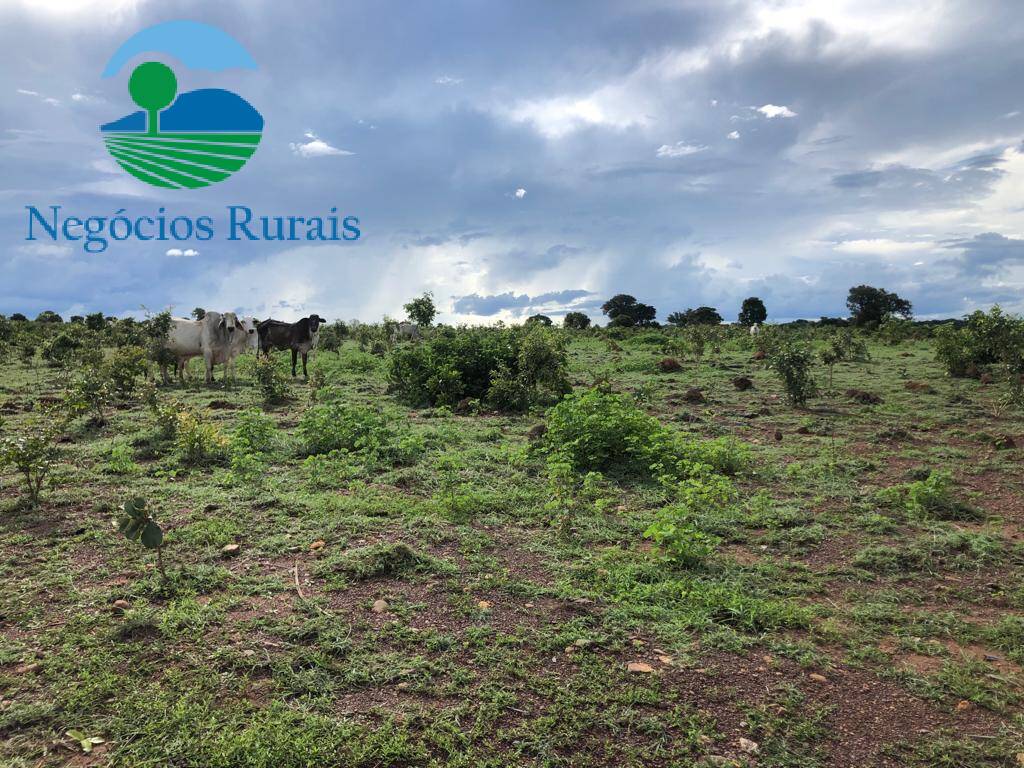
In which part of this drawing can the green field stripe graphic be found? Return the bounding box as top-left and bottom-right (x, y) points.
(106, 145), (220, 188)
(147, 132), (261, 144)
(104, 139), (247, 172)
(110, 155), (181, 189)
(106, 135), (260, 159)
(108, 145), (228, 187)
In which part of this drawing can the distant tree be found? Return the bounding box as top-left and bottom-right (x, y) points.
(403, 292), (437, 326)
(563, 311), (591, 330)
(846, 285), (912, 327)
(738, 297), (767, 327)
(85, 312), (107, 332)
(601, 294), (657, 327)
(70, 316), (85, 325)
(525, 314), (552, 326)
(191, 307), (206, 321)
(35, 311), (63, 324)
(10, 313), (27, 322)
(667, 307), (723, 326)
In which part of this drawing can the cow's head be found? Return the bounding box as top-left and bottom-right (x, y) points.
(308, 314), (325, 333)
(219, 312), (239, 334)
(241, 317), (259, 349)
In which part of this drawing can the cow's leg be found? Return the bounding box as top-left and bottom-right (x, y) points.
(160, 362), (169, 385)
(205, 353), (214, 384)
(291, 349), (298, 377)
(302, 351), (309, 378)
(177, 359), (186, 383)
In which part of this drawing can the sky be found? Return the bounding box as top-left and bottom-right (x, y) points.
(2, 0), (1024, 324)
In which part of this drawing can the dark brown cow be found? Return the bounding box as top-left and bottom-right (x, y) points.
(257, 314), (324, 377)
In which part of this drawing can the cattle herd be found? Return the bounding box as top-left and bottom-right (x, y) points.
(161, 312), (325, 383)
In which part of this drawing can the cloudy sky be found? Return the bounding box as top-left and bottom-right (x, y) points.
(2, 0), (1024, 323)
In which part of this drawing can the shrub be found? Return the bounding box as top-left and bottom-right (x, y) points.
(768, 341), (818, 406)
(934, 307), (1024, 378)
(644, 471), (733, 567)
(228, 409), (278, 481)
(105, 442), (140, 475)
(105, 346), (149, 399)
(175, 409), (229, 467)
(40, 328), (87, 366)
(387, 325), (569, 411)
(296, 399), (423, 466)
(62, 362), (114, 425)
(0, 420), (60, 504)
(878, 470), (977, 521)
(541, 388), (748, 479)
(253, 355), (289, 406)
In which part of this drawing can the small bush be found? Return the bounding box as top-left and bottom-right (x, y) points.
(296, 399), (423, 467)
(769, 341), (818, 406)
(253, 355), (289, 406)
(541, 388), (749, 480)
(0, 419), (60, 503)
(175, 409), (229, 467)
(934, 306), (1024, 377)
(104, 442), (140, 475)
(61, 362), (114, 425)
(228, 409), (278, 481)
(644, 471), (732, 567)
(878, 470), (978, 521)
(387, 325), (569, 411)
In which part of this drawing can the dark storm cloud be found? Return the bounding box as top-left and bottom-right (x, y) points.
(942, 232), (1024, 276)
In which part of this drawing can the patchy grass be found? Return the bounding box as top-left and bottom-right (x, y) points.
(1, 332), (1022, 766)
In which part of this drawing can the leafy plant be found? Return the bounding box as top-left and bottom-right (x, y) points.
(253, 355), (289, 406)
(387, 325), (569, 411)
(105, 441), (140, 475)
(228, 409), (278, 482)
(174, 409), (229, 467)
(114, 496), (166, 579)
(0, 419), (60, 504)
(769, 340), (818, 406)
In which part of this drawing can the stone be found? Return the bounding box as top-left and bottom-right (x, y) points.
(371, 599), (389, 613)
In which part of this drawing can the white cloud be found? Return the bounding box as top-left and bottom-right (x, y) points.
(18, 243), (72, 258)
(656, 141), (707, 158)
(434, 75), (463, 85)
(514, 188), (527, 199)
(16, 88), (59, 106)
(166, 248), (200, 258)
(289, 132), (354, 158)
(727, 130), (740, 140)
(756, 104), (797, 119)
(833, 239), (933, 255)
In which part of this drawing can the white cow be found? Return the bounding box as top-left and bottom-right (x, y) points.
(162, 311), (258, 384)
(392, 322), (421, 343)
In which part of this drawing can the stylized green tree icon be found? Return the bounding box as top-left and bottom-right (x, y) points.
(129, 61), (177, 136)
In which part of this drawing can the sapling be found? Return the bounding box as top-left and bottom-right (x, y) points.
(114, 496), (166, 579)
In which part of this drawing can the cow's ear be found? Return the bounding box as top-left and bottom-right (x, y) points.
(218, 316), (226, 329)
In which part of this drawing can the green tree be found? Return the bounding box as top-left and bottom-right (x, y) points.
(85, 312), (106, 332)
(738, 297), (767, 326)
(129, 61), (177, 136)
(35, 310), (63, 324)
(846, 285), (912, 327)
(601, 294), (657, 327)
(563, 311), (591, 330)
(403, 292), (437, 326)
(667, 307), (722, 326)
(191, 307), (206, 321)
(525, 314), (552, 326)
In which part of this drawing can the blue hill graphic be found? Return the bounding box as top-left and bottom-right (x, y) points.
(101, 88), (263, 133)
